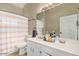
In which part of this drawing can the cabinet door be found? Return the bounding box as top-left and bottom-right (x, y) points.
(27, 41), (34, 56)
(27, 41), (40, 56)
(31, 41), (42, 56)
(33, 42), (40, 56)
(27, 41), (31, 56)
(29, 41), (36, 56)
(38, 44), (53, 56)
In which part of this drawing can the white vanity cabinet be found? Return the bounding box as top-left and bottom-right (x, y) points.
(27, 40), (49, 56)
(27, 39), (77, 56)
(27, 40), (40, 56)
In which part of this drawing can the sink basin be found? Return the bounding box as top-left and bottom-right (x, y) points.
(59, 39), (66, 44)
(53, 38), (66, 48)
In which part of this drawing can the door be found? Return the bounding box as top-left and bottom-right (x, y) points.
(60, 14), (77, 40)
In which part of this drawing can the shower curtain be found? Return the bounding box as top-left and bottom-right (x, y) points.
(0, 11), (28, 55)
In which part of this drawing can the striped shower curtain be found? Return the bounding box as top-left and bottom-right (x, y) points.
(0, 11), (28, 55)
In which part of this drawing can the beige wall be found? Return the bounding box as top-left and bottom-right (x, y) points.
(37, 3), (79, 36)
(23, 3), (40, 19)
(0, 3), (23, 16)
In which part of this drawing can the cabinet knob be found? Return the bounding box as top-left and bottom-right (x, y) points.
(40, 51), (42, 54)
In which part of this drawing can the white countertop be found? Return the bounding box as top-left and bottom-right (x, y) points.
(27, 38), (79, 56)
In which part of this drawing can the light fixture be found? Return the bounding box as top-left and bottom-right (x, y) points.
(41, 3), (63, 12)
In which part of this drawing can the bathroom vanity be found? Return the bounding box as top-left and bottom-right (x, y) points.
(27, 38), (79, 56)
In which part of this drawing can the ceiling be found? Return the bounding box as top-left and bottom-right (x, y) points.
(11, 3), (26, 8)
(11, 3), (62, 12)
(11, 3), (52, 10)
(23, 3), (52, 19)
(11, 3), (62, 19)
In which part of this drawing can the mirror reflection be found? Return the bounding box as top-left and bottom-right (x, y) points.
(36, 3), (79, 40)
